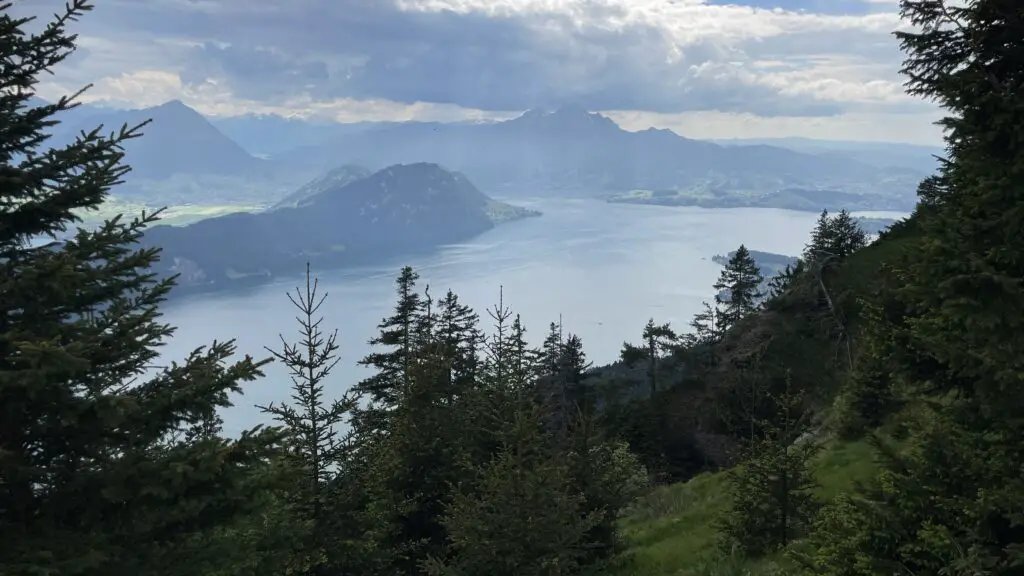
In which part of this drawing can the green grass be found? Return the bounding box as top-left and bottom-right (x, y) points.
(618, 439), (877, 575)
(74, 197), (264, 229)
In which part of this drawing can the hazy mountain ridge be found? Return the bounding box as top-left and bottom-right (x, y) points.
(713, 136), (944, 174)
(141, 163), (536, 295)
(33, 98), (927, 211)
(272, 106), (918, 204)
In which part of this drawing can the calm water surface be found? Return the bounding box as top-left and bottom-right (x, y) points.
(159, 198), (908, 433)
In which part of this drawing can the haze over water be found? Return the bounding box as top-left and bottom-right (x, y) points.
(158, 198), (908, 434)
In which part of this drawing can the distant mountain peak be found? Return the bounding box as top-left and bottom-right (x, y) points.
(157, 99), (188, 109)
(518, 103), (602, 119)
(52, 98), (263, 181)
(149, 99), (202, 118)
(510, 104), (618, 133)
(553, 102), (590, 116)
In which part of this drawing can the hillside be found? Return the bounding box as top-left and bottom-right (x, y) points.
(598, 212), (929, 573)
(141, 163), (539, 295)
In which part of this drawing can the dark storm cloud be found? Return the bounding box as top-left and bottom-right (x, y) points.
(16, 0), (899, 116)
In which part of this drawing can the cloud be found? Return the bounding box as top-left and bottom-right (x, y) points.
(17, 0), (941, 143)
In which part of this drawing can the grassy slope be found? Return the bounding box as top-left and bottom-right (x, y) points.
(74, 197), (263, 229)
(615, 213), (923, 575)
(76, 195), (540, 231)
(620, 440), (877, 575)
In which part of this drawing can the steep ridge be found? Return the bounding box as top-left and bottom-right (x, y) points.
(271, 164), (373, 209)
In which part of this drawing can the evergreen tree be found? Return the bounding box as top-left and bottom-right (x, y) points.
(354, 265), (423, 430)
(506, 315), (534, 391)
(534, 321), (565, 437)
(803, 209), (866, 263)
(717, 373), (819, 557)
(713, 244), (764, 329)
(805, 0), (1024, 570)
(802, 209), (832, 262)
(360, 275), (478, 575)
(471, 296), (539, 468)
(257, 263), (362, 574)
(423, 375), (601, 576)
(565, 405), (649, 569)
(620, 318), (678, 398)
(363, 343), (463, 575)
(537, 331), (591, 446)
(687, 301), (725, 348)
(827, 209), (867, 260)
(558, 334), (591, 413)
(479, 289), (535, 398)
(464, 292), (527, 468)
(0, 4), (280, 573)
(433, 288), (482, 404)
(830, 300), (899, 439)
(765, 260), (806, 303)
(537, 320), (564, 379)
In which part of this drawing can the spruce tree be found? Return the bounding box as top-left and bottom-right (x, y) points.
(717, 373), (819, 557)
(537, 320), (563, 379)
(687, 301), (725, 347)
(361, 277), (478, 575)
(537, 330), (591, 446)
(354, 265), (423, 431)
(506, 315), (534, 390)
(0, 3), (280, 574)
(433, 288), (482, 403)
(620, 318), (678, 398)
(564, 398), (649, 569)
(765, 260), (806, 303)
(802, 209), (832, 262)
(827, 209), (867, 260)
(803, 209), (866, 263)
(558, 334), (591, 412)
(713, 244), (763, 329)
(257, 263), (362, 574)
(423, 373), (600, 576)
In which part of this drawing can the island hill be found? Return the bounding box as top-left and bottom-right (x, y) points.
(141, 162), (540, 294)
(712, 249), (799, 278)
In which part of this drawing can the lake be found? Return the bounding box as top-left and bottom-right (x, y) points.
(158, 199), (908, 434)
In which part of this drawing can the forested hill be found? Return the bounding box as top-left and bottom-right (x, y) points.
(139, 162), (539, 295)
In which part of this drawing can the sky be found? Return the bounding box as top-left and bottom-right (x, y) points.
(16, 0), (944, 145)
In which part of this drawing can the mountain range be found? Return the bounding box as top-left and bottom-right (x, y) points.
(35, 98), (934, 211)
(272, 105), (922, 202)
